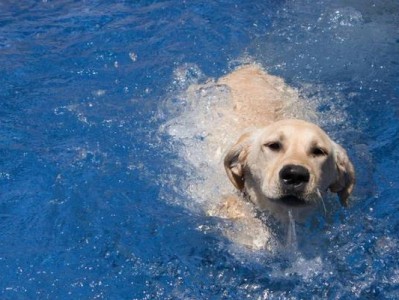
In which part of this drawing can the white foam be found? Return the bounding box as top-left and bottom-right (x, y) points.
(274, 255), (326, 282)
(159, 68), (235, 212)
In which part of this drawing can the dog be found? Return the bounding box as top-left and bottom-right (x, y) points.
(164, 63), (355, 250)
(209, 64), (355, 249)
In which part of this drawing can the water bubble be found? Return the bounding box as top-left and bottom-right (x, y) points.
(330, 7), (363, 27)
(129, 52), (138, 62)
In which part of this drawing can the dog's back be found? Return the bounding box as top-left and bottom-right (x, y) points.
(218, 65), (314, 131)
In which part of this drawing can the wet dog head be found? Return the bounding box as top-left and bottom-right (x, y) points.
(224, 119), (355, 212)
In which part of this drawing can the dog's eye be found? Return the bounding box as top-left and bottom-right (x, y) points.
(311, 147), (327, 157)
(264, 142), (282, 152)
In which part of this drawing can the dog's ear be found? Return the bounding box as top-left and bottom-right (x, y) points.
(329, 142), (356, 207)
(224, 132), (252, 190)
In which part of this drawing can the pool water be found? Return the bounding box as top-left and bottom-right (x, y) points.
(1, 0), (398, 299)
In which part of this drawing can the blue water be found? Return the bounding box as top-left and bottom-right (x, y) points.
(1, 0), (398, 299)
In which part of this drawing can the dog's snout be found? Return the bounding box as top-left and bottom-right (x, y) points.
(279, 164), (310, 191)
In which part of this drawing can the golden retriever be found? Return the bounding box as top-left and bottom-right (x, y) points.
(209, 64), (355, 248)
(164, 63), (355, 250)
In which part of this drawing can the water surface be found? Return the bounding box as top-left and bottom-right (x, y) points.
(1, 0), (398, 298)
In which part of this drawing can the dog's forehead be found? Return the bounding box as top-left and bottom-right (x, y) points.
(260, 120), (331, 144)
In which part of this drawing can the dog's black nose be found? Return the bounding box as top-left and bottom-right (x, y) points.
(279, 164), (310, 191)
